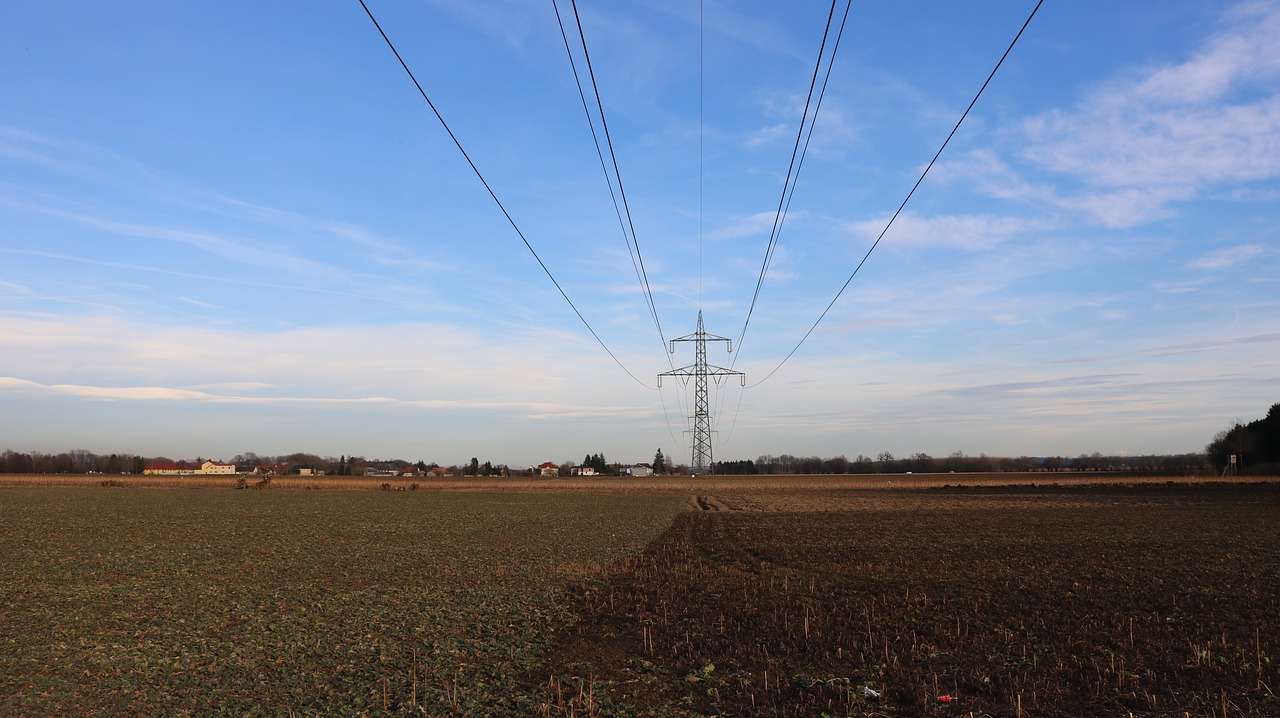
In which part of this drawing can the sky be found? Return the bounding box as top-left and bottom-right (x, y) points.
(2, 1), (1278, 467)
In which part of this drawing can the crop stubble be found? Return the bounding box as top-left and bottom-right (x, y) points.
(3, 482), (1277, 716)
(534, 484), (1280, 717)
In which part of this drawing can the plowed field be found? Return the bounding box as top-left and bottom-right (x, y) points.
(3, 482), (1276, 716)
(534, 484), (1280, 717)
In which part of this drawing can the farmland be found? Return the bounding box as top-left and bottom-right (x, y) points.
(537, 484), (1280, 717)
(2, 479), (1278, 716)
(0, 470), (1261, 492)
(0, 488), (686, 715)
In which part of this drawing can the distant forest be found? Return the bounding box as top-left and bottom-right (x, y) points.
(2, 404), (1277, 476)
(718, 451), (1207, 476)
(0, 448), (1213, 477)
(1204, 402), (1280, 475)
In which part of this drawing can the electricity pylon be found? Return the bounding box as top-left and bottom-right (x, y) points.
(658, 311), (744, 473)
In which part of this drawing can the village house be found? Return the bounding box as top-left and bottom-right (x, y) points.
(538, 461), (560, 477)
(254, 463), (318, 476)
(142, 461), (197, 475)
(143, 460), (236, 475)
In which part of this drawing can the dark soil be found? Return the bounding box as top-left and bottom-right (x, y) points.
(529, 484), (1280, 717)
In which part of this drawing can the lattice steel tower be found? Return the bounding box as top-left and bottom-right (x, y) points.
(658, 311), (745, 473)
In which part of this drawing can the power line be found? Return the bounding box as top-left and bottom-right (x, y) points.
(357, 0), (655, 389)
(568, 0), (670, 349)
(660, 371), (691, 450)
(718, 378), (747, 446)
(735, 0), (851, 359)
(701, 1), (849, 453)
(552, 0), (670, 356)
(699, 0), (705, 310)
(550, 0), (689, 438)
(750, 0), (1046, 388)
(713, 0), (850, 443)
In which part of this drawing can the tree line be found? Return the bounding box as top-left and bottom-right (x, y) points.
(0, 449), (147, 475)
(719, 450), (1210, 476)
(1205, 403), (1280, 475)
(5, 405), (1278, 477)
(0, 447), (1211, 477)
(0, 448), (683, 477)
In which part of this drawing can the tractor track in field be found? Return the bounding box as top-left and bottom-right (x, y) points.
(529, 484), (1280, 717)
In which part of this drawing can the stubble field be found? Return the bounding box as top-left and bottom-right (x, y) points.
(2, 479), (1277, 716)
(538, 484), (1280, 717)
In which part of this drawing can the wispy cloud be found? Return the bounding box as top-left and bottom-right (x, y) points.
(0, 126), (143, 188)
(0, 313), (664, 407)
(634, 0), (806, 60)
(1016, 3), (1280, 213)
(925, 4), (1280, 230)
(420, 0), (548, 50)
(848, 212), (1050, 251)
(0, 247), (432, 310)
(1152, 279), (1208, 294)
(1135, 2), (1280, 103)
(1148, 331), (1280, 357)
(744, 123), (791, 148)
(0, 279), (32, 295)
(1, 126), (448, 279)
(0, 376), (660, 423)
(220, 198), (452, 274)
(707, 211), (781, 241)
(1188, 243), (1268, 270)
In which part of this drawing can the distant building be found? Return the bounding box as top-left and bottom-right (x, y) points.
(538, 461), (560, 477)
(143, 461), (196, 475)
(253, 463), (317, 476)
(144, 460), (238, 476)
(624, 464), (653, 477)
(572, 466), (598, 477)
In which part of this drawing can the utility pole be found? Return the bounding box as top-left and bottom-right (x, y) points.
(658, 311), (744, 473)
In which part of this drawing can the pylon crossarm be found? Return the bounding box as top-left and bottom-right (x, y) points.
(658, 366), (698, 378)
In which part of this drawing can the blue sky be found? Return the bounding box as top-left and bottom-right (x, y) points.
(2, 1), (1277, 466)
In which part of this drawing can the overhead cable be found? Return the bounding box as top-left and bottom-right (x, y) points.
(357, 0), (655, 389)
(552, 0), (671, 356)
(699, 0), (705, 309)
(550, 0), (691, 437)
(749, 0), (1046, 388)
(735, 0), (851, 359)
